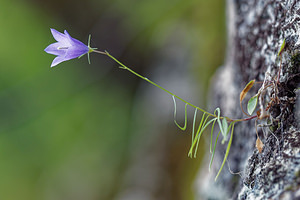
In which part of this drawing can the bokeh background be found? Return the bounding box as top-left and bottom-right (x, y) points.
(0, 0), (225, 199)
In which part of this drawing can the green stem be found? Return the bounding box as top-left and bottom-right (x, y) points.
(93, 50), (257, 122)
(94, 50), (217, 118)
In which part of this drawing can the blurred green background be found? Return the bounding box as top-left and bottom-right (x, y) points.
(0, 0), (225, 199)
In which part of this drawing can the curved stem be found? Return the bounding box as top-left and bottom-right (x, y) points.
(93, 50), (257, 122)
(97, 50), (217, 117)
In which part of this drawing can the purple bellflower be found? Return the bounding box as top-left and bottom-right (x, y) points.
(44, 28), (95, 67)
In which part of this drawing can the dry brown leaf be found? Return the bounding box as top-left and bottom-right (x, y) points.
(240, 79), (256, 102)
(256, 109), (261, 118)
(256, 137), (264, 153)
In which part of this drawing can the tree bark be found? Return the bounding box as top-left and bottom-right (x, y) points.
(196, 0), (300, 199)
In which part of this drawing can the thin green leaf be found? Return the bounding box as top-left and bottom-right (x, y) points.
(221, 118), (228, 139)
(210, 119), (217, 153)
(247, 95), (258, 115)
(189, 116), (216, 158)
(172, 95), (188, 131)
(209, 130), (221, 171)
(215, 107), (223, 132)
(278, 38), (286, 56)
(194, 115), (210, 157)
(215, 108), (221, 118)
(215, 122), (235, 181)
(221, 121), (233, 144)
(215, 108), (228, 138)
(210, 108), (221, 153)
(191, 108), (198, 145)
(188, 113), (206, 157)
(189, 108), (220, 158)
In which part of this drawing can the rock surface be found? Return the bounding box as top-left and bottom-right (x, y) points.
(196, 0), (300, 199)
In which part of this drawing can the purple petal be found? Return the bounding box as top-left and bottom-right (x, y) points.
(63, 30), (73, 40)
(50, 56), (69, 67)
(51, 28), (68, 42)
(64, 30), (89, 49)
(64, 30), (70, 36)
(65, 45), (88, 60)
(44, 42), (66, 56)
(64, 30), (75, 44)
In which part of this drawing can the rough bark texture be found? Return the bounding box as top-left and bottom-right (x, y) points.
(196, 0), (300, 199)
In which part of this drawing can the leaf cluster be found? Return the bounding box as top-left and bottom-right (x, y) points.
(172, 96), (236, 180)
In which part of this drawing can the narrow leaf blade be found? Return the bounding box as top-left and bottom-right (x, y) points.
(215, 123), (235, 181)
(278, 38), (286, 56)
(210, 119), (217, 153)
(215, 108), (224, 136)
(172, 96), (188, 131)
(209, 130), (221, 171)
(240, 80), (255, 103)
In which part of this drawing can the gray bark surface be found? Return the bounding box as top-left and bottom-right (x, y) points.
(196, 0), (300, 199)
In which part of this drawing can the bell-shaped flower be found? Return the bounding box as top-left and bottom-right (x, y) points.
(44, 28), (93, 67)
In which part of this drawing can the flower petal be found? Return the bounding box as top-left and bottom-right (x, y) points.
(64, 30), (89, 50)
(51, 28), (68, 42)
(64, 30), (75, 44)
(44, 42), (66, 56)
(50, 56), (69, 67)
(65, 45), (88, 60)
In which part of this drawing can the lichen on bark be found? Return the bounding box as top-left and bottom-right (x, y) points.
(196, 0), (300, 199)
